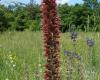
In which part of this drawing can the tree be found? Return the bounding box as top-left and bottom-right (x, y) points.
(83, 0), (100, 31)
(58, 3), (73, 32)
(0, 5), (13, 31)
(83, 0), (99, 9)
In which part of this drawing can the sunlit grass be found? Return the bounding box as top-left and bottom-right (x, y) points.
(0, 31), (100, 80)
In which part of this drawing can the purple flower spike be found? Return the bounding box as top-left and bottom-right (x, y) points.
(87, 39), (95, 47)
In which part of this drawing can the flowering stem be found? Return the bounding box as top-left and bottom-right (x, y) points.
(66, 56), (73, 80)
(41, 0), (60, 80)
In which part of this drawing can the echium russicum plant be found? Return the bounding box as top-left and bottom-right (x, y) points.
(41, 0), (60, 80)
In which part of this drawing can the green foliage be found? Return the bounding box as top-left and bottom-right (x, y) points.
(0, 1), (100, 32)
(58, 2), (100, 32)
(0, 3), (41, 32)
(0, 5), (12, 31)
(26, 20), (40, 31)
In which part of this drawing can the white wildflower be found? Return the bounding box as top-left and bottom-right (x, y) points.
(5, 78), (9, 80)
(13, 64), (16, 67)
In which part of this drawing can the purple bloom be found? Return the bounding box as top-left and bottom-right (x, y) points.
(70, 32), (77, 41)
(64, 50), (71, 56)
(72, 53), (81, 60)
(64, 50), (81, 60)
(87, 38), (95, 47)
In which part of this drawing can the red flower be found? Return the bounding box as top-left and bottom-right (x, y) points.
(41, 0), (60, 80)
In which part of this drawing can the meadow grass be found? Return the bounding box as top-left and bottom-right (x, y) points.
(0, 31), (100, 80)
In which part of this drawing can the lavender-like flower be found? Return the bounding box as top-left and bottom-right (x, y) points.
(72, 53), (81, 60)
(87, 38), (95, 47)
(87, 38), (95, 69)
(64, 50), (71, 56)
(64, 50), (81, 60)
(64, 50), (83, 80)
(70, 32), (78, 41)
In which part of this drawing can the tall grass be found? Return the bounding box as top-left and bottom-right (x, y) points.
(0, 31), (100, 80)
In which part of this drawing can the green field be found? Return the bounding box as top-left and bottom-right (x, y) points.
(0, 31), (100, 80)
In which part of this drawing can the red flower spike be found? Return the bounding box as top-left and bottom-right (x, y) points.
(41, 0), (60, 80)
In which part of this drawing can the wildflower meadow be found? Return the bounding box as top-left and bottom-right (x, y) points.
(0, 0), (100, 80)
(0, 31), (100, 80)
